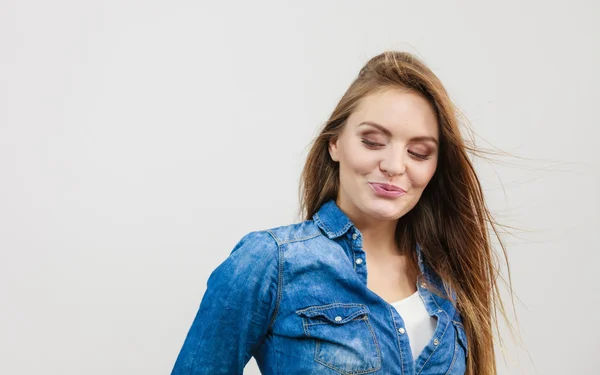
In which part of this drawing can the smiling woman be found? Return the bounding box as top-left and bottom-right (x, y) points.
(328, 89), (440, 223)
(170, 51), (513, 375)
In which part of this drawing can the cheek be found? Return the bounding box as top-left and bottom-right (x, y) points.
(410, 163), (437, 188)
(344, 150), (376, 174)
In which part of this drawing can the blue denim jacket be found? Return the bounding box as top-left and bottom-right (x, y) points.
(171, 199), (469, 374)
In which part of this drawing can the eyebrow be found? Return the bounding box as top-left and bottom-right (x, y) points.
(358, 121), (439, 145)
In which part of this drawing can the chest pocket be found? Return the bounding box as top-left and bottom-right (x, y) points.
(295, 303), (381, 374)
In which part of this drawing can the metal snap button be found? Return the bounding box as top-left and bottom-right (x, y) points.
(433, 338), (439, 346)
(398, 327), (406, 334)
(355, 258), (363, 264)
(335, 316), (342, 322)
(352, 233), (358, 240)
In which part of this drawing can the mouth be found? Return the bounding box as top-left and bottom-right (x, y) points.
(368, 182), (407, 193)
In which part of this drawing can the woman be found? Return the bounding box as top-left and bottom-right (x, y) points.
(171, 51), (511, 374)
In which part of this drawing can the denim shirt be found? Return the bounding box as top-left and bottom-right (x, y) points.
(171, 199), (469, 375)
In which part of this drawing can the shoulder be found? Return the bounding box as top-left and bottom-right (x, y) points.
(226, 219), (322, 263)
(223, 220), (328, 267)
(263, 220), (323, 246)
(208, 230), (281, 292)
(225, 230), (280, 270)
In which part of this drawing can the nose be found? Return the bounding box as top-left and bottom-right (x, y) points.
(379, 147), (406, 178)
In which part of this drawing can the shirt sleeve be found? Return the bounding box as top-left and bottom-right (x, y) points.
(170, 230), (281, 375)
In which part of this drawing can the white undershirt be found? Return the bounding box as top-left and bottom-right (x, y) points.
(390, 291), (437, 361)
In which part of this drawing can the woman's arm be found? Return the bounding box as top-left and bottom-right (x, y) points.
(170, 230), (281, 375)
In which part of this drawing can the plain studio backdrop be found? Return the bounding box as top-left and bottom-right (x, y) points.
(1, 1), (598, 374)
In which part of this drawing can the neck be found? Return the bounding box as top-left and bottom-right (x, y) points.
(359, 221), (398, 256)
(337, 199), (400, 258)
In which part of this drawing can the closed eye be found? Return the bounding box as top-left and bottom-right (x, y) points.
(363, 138), (431, 160)
(361, 139), (382, 148)
(408, 150), (431, 160)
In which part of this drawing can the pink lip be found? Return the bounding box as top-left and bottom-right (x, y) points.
(369, 182), (407, 198)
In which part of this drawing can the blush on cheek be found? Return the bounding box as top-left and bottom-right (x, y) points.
(414, 170), (437, 188)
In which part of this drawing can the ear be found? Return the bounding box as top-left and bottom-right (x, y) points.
(328, 137), (340, 162)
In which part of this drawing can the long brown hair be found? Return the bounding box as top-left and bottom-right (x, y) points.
(299, 51), (515, 374)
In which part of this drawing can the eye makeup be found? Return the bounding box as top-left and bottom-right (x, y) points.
(360, 137), (434, 161)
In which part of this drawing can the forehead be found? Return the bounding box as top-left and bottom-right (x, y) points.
(348, 88), (439, 137)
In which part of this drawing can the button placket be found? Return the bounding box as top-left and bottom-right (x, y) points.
(350, 231), (365, 268)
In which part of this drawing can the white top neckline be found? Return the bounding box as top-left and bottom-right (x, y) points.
(388, 290), (436, 361)
(389, 291), (419, 307)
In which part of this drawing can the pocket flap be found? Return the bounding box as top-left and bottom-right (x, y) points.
(296, 303), (369, 324)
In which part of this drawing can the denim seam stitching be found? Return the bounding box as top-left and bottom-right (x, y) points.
(279, 233), (321, 245)
(303, 308), (367, 324)
(296, 302), (367, 313)
(314, 212), (353, 238)
(363, 316), (383, 371)
(444, 329), (460, 375)
(387, 304), (405, 374)
(451, 320), (469, 357)
(302, 308), (367, 325)
(312, 316), (381, 375)
(416, 292), (450, 374)
(313, 212), (330, 237)
(266, 230), (283, 333)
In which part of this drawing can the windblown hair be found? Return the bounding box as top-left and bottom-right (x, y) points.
(299, 51), (514, 375)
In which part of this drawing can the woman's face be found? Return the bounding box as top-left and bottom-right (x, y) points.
(329, 88), (439, 223)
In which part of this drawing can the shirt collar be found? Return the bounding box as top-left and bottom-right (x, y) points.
(312, 199), (453, 301)
(312, 199), (355, 239)
(314, 199), (427, 268)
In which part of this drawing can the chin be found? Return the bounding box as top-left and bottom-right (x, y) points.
(366, 200), (404, 220)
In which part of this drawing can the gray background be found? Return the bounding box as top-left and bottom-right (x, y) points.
(1, 0), (598, 374)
